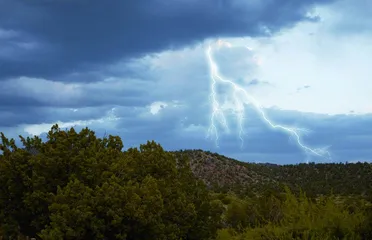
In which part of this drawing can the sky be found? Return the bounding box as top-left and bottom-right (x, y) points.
(0, 0), (371, 164)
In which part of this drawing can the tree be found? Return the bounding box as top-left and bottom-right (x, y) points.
(0, 125), (222, 239)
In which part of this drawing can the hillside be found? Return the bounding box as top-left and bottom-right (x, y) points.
(173, 149), (372, 198)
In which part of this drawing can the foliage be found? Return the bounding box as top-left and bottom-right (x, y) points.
(217, 188), (372, 240)
(1, 127), (371, 239)
(0, 125), (222, 239)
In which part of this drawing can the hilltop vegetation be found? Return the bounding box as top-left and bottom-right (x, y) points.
(173, 149), (372, 198)
(0, 125), (371, 239)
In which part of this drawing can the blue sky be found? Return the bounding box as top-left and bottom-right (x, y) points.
(1, 0), (371, 164)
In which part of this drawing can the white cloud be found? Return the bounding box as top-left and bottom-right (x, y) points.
(149, 101), (168, 115)
(22, 108), (120, 136)
(146, 100), (186, 116)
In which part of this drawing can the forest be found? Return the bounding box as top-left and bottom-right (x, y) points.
(0, 124), (371, 239)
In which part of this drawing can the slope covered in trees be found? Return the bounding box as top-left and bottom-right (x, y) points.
(0, 125), (371, 239)
(174, 149), (372, 198)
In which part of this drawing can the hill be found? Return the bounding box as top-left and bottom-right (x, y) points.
(173, 149), (372, 198)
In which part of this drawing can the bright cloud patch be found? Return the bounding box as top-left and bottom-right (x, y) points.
(23, 108), (120, 136)
(149, 101), (168, 115)
(221, 6), (372, 115)
(203, 30), (372, 115)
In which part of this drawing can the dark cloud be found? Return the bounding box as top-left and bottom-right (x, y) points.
(0, 106), (45, 127)
(0, 78), (152, 110)
(0, 0), (334, 81)
(1, 0), (369, 165)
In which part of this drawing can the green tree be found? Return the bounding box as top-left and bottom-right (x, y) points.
(0, 125), (222, 239)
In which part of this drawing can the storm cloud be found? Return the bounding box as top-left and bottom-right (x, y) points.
(0, 0), (371, 164)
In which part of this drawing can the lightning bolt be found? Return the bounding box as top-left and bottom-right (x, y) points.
(205, 39), (331, 160)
